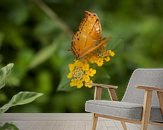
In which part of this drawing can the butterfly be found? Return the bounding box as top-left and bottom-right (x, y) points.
(70, 11), (111, 59)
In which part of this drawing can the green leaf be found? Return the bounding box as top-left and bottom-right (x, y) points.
(57, 74), (70, 91)
(57, 67), (70, 91)
(0, 123), (19, 130)
(0, 92), (43, 114)
(0, 63), (14, 89)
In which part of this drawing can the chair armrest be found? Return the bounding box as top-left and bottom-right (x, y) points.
(136, 85), (163, 92)
(91, 83), (118, 89)
(92, 83), (118, 101)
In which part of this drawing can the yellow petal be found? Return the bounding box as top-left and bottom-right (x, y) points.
(74, 60), (83, 67)
(89, 68), (96, 77)
(85, 76), (90, 82)
(92, 69), (96, 75)
(96, 59), (103, 67)
(85, 81), (93, 88)
(105, 57), (110, 62)
(67, 73), (73, 78)
(70, 80), (75, 86)
(82, 63), (89, 71)
(76, 81), (83, 88)
(68, 64), (74, 71)
(109, 50), (115, 57)
(82, 75), (90, 82)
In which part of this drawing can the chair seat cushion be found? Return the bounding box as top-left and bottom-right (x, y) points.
(85, 100), (163, 122)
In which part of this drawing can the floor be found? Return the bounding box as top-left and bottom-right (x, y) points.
(0, 113), (140, 130)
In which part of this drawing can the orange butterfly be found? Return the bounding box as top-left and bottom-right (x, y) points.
(71, 11), (111, 59)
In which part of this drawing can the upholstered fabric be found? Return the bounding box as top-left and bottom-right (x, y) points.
(122, 69), (163, 106)
(85, 100), (163, 122)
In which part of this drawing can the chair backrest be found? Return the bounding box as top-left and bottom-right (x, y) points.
(122, 68), (163, 107)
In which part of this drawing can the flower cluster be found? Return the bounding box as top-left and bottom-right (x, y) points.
(87, 47), (115, 67)
(67, 60), (96, 88)
(67, 46), (115, 88)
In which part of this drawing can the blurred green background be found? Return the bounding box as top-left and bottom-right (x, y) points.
(0, 0), (163, 113)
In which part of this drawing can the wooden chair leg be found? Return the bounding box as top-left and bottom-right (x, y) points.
(92, 113), (98, 130)
(121, 121), (127, 130)
(141, 90), (152, 130)
(157, 91), (163, 114)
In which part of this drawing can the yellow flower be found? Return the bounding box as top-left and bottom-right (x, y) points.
(96, 58), (104, 67)
(82, 63), (89, 71)
(68, 64), (74, 71)
(74, 60), (83, 67)
(105, 57), (110, 62)
(89, 68), (96, 77)
(109, 50), (115, 57)
(70, 79), (76, 87)
(89, 55), (97, 63)
(82, 74), (90, 82)
(67, 72), (73, 78)
(76, 80), (83, 88)
(68, 48), (115, 88)
(85, 80), (93, 88)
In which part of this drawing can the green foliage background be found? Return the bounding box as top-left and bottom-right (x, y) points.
(0, 0), (163, 112)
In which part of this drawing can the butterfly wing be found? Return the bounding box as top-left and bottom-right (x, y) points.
(79, 36), (112, 59)
(71, 11), (106, 59)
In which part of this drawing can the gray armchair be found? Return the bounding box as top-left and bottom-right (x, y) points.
(85, 69), (163, 130)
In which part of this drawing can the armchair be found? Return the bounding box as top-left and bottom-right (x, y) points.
(85, 69), (163, 130)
